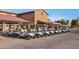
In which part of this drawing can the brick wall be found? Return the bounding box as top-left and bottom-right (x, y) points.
(17, 12), (35, 25)
(35, 9), (48, 24)
(17, 9), (48, 25)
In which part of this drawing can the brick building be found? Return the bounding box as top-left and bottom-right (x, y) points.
(0, 9), (63, 31)
(17, 9), (52, 29)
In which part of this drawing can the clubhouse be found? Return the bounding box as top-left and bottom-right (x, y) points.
(0, 9), (63, 31)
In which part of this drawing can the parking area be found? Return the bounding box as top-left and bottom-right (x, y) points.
(0, 30), (79, 49)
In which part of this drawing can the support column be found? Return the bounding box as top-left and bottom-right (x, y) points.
(28, 24), (31, 29)
(2, 21), (6, 32)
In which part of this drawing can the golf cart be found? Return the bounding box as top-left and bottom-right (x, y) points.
(54, 27), (60, 34)
(18, 29), (36, 40)
(35, 28), (44, 38)
(48, 28), (55, 35)
(65, 28), (71, 32)
(26, 29), (36, 40)
(43, 28), (50, 37)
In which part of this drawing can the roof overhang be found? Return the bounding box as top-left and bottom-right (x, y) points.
(37, 20), (51, 24)
(0, 14), (29, 23)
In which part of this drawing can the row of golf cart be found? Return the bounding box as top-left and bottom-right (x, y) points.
(7, 27), (70, 40)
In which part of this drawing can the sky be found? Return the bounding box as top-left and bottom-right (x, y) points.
(2, 9), (79, 21)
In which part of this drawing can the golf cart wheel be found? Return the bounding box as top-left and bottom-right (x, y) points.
(41, 35), (43, 37)
(26, 36), (31, 40)
(54, 32), (57, 35)
(36, 35), (40, 38)
(33, 36), (35, 39)
(48, 34), (50, 36)
(48, 34), (51, 36)
(44, 33), (48, 37)
(13, 34), (18, 38)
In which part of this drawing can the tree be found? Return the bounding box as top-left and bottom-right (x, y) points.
(76, 17), (79, 27)
(60, 19), (65, 25)
(65, 20), (69, 25)
(55, 19), (69, 25)
(55, 20), (61, 23)
(71, 19), (77, 27)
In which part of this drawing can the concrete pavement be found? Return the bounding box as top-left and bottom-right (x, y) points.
(0, 31), (79, 49)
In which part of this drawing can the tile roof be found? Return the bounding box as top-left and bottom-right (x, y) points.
(0, 10), (16, 14)
(0, 14), (29, 22)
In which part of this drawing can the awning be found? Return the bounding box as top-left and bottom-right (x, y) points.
(62, 25), (68, 27)
(37, 20), (63, 27)
(0, 14), (29, 23)
(53, 22), (62, 26)
(37, 20), (52, 24)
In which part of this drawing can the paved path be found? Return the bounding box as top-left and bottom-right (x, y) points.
(0, 31), (79, 49)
